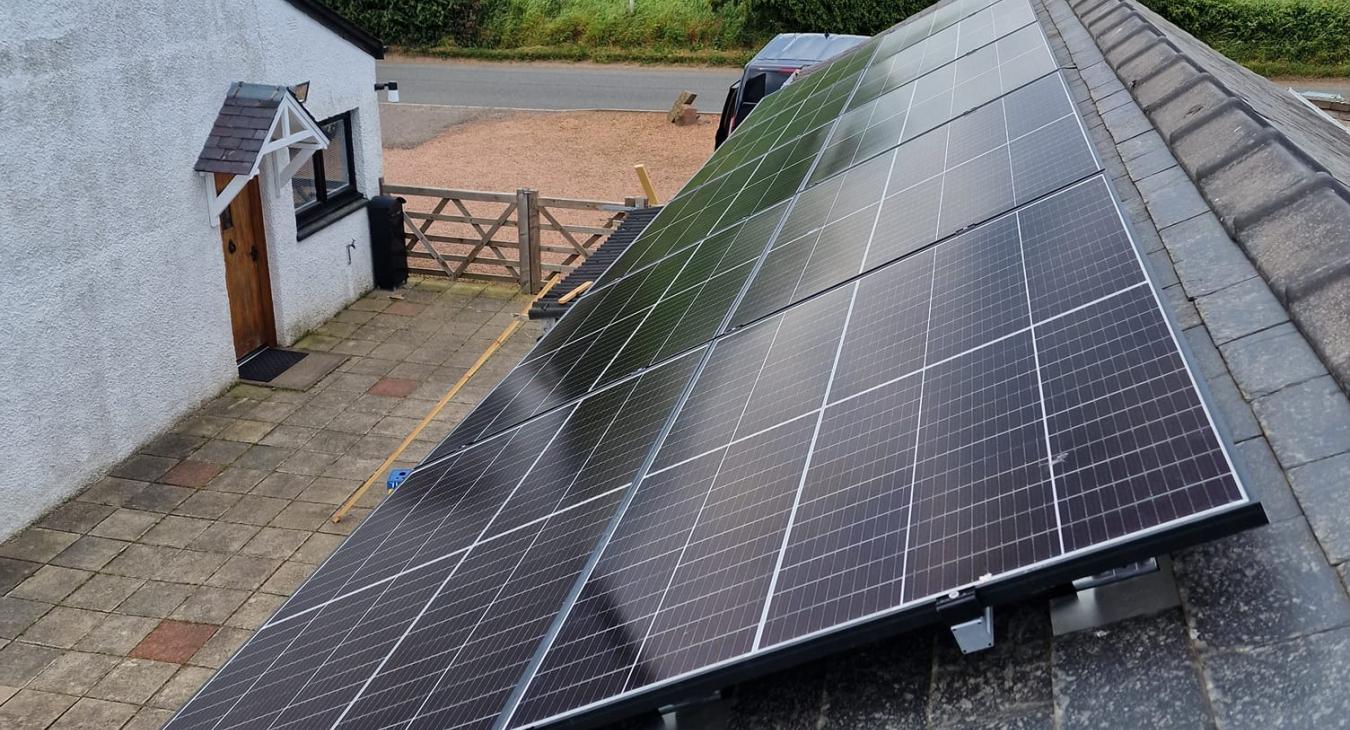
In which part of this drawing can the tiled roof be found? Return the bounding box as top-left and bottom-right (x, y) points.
(193, 83), (289, 177)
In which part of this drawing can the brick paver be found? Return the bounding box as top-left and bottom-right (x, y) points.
(0, 278), (539, 728)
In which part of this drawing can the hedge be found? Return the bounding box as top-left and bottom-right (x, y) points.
(1146, 0), (1350, 67)
(325, 0), (485, 47)
(326, 0), (1350, 74)
(742, 0), (937, 35)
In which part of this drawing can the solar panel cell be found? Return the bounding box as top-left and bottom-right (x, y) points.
(1036, 285), (1242, 552)
(761, 372), (923, 646)
(926, 215), (1029, 360)
(1017, 176), (1143, 320)
(625, 416), (818, 684)
(830, 250), (935, 401)
(903, 332), (1059, 602)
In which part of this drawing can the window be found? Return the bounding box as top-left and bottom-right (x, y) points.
(293, 111), (361, 229)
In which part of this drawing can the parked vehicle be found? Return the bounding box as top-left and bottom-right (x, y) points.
(714, 32), (870, 148)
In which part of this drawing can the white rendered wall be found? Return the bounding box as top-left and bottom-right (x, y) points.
(0, 0), (382, 539)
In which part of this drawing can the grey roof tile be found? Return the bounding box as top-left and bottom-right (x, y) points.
(1161, 212), (1259, 298)
(1288, 453), (1350, 564)
(1232, 437), (1302, 523)
(1205, 625), (1350, 729)
(1135, 167), (1209, 228)
(1220, 322), (1327, 400)
(1182, 325), (1226, 380)
(1051, 609), (1207, 730)
(1252, 376), (1350, 469)
(1174, 517), (1350, 652)
(1204, 371), (1262, 442)
(1193, 277), (1288, 345)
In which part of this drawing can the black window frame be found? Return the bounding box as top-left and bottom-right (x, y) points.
(294, 110), (365, 237)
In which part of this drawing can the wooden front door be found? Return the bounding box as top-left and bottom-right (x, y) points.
(216, 174), (276, 359)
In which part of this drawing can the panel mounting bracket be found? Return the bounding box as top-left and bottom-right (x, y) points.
(937, 591), (994, 654)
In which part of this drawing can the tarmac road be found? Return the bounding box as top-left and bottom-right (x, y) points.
(376, 57), (741, 111)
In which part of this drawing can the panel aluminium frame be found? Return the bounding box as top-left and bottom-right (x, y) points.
(503, 170), (1265, 730)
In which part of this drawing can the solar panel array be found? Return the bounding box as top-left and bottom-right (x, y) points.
(169, 0), (1261, 727)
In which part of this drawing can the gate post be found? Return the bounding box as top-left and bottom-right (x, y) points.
(516, 188), (542, 293)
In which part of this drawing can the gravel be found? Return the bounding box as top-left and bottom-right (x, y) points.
(382, 109), (718, 203)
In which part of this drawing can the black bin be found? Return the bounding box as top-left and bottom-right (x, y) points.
(368, 195), (409, 290)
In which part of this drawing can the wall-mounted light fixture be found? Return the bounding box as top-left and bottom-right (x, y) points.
(375, 81), (399, 103)
(290, 81), (311, 103)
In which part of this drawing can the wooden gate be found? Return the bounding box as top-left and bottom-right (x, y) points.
(383, 184), (648, 293)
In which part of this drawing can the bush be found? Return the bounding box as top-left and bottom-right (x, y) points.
(1147, 0), (1350, 67)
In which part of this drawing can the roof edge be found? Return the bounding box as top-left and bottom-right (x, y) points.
(283, 0), (386, 59)
(1067, 0), (1350, 394)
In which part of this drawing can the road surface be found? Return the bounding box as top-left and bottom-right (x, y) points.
(377, 57), (741, 111)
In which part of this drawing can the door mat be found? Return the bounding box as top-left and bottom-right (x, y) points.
(239, 348), (307, 382)
(238, 348), (346, 390)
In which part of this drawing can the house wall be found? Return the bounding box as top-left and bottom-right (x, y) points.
(0, 0), (382, 539)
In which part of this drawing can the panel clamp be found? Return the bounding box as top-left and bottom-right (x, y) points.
(936, 591), (994, 654)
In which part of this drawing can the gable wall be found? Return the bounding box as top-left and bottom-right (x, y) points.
(0, 0), (382, 539)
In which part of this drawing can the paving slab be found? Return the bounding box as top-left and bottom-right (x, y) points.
(819, 630), (934, 729)
(0, 597), (53, 639)
(1287, 453), (1350, 565)
(117, 582), (195, 620)
(29, 652), (122, 696)
(89, 510), (161, 542)
(20, 607), (106, 649)
(86, 659), (177, 705)
(0, 529), (80, 563)
(36, 504), (115, 535)
(49, 536), (129, 571)
(169, 586), (251, 625)
(130, 621), (218, 665)
(928, 606), (1054, 727)
(48, 697), (138, 730)
(9, 566), (94, 604)
(61, 574), (143, 612)
(0, 690), (78, 730)
(1221, 322), (1327, 400)
(74, 614), (161, 656)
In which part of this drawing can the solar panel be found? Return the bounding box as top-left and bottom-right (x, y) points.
(169, 0), (1264, 726)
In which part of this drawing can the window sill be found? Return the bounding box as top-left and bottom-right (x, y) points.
(296, 195), (368, 241)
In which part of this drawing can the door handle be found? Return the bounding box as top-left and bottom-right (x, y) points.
(227, 240), (237, 254)
(249, 245), (258, 262)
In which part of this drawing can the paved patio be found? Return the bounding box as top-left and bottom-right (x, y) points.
(0, 277), (543, 729)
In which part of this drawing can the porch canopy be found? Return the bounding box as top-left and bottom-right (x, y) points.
(195, 82), (328, 223)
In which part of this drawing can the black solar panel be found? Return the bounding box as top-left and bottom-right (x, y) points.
(169, 0), (1263, 726)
